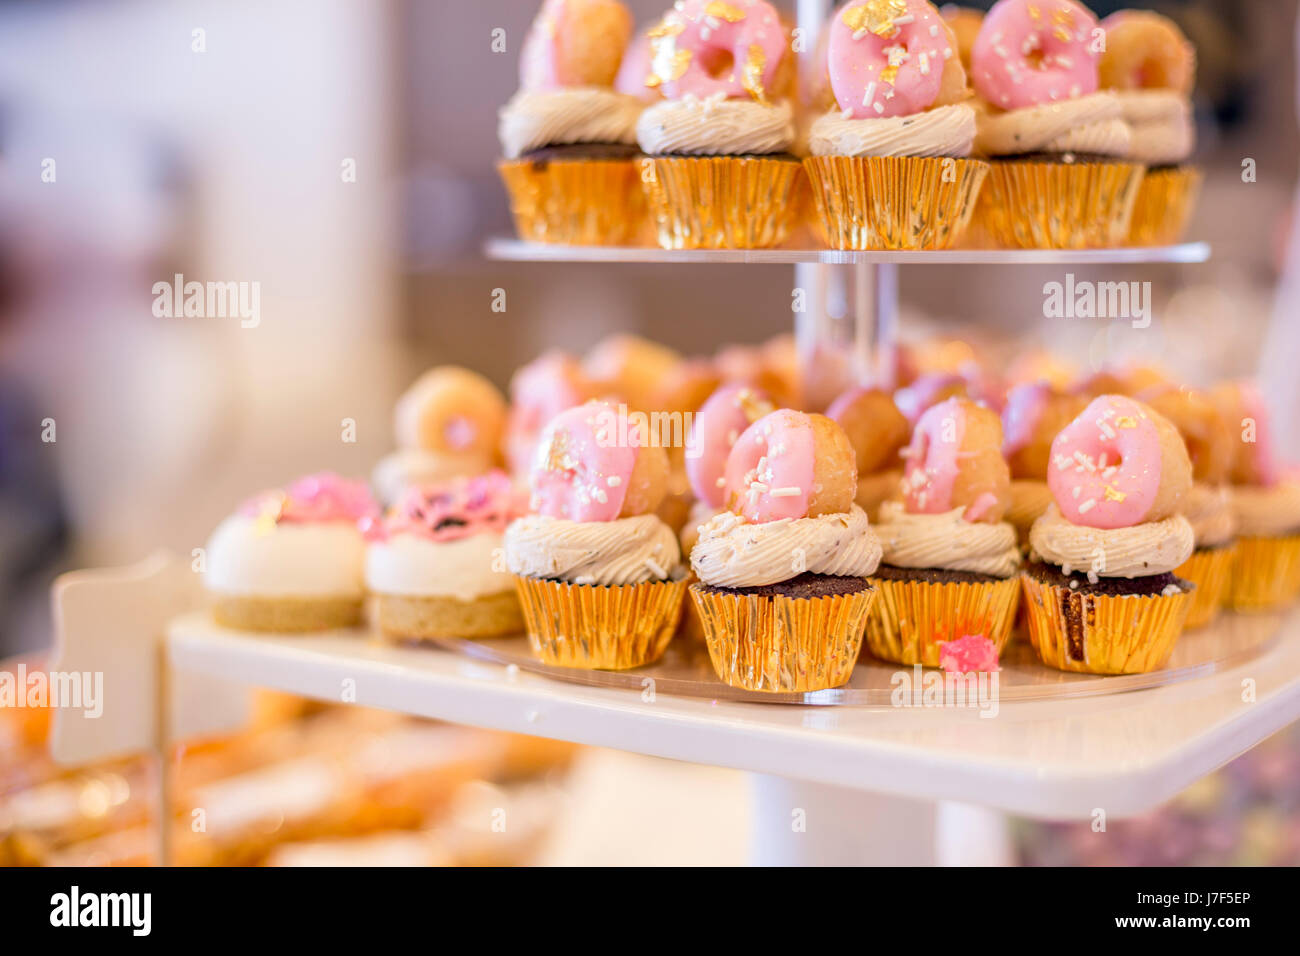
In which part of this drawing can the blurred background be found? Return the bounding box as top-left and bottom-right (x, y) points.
(1, 0), (1299, 866)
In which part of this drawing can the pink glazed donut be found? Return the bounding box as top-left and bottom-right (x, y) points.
(1047, 395), (1192, 530)
(649, 0), (788, 101)
(971, 0), (1100, 110)
(529, 402), (669, 522)
(686, 383), (774, 508)
(827, 0), (957, 119)
(902, 398), (1009, 522)
(725, 409), (818, 522)
(520, 0), (634, 91)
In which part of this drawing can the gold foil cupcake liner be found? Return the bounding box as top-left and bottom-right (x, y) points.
(498, 158), (644, 246)
(640, 156), (802, 249)
(1020, 573), (1192, 674)
(689, 583), (877, 693)
(973, 160), (1145, 249)
(1229, 534), (1300, 612)
(861, 575), (1020, 667)
(512, 575), (686, 670)
(803, 155), (989, 251)
(1175, 544), (1236, 629)
(1128, 165), (1201, 246)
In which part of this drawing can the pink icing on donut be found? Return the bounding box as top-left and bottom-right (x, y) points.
(1001, 381), (1052, 456)
(529, 402), (639, 522)
(686, 383), (772, 507)
(827, 0), (956, 119)
(901, 397), (970, 516)
(971, 0), (1100, 111)
(615, 26), (658, 101)
(724, 409), (816, 522)
(648, 0), (787, 102)
(367, 471), (524, 544)
(894, 372), (966, 425)
(241, 473), (378, 526)
(1048, 395), (1165, 530)
(505, 352), (588, 476)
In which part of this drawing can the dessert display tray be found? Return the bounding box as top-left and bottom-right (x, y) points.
(166, 606), (1300, 819)
(484, 238), (1212, 266)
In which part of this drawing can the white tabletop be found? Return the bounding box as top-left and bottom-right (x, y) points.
(167, 606), (1300, 821)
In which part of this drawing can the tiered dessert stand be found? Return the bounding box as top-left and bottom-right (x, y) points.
(43, 0), (1297, 866)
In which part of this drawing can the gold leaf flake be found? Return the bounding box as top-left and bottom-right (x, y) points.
(742, 43), (767, 103)
(704, 1), (747, 22)
(841, 0), (908, 39)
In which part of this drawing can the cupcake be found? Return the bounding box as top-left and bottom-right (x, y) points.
(805, 0), (988, 250)
(205, 474), (378, 632)
(1001, 381), (1088, 546)
(1140, 385), (1236, 628)
(865, 398), (1022, 666)
(1099, 10), (1200, 245)
(690, 409), (881, 692)
(498, 0), (644, 244)
(372, 367), (508, 507)
(1023, 395), (1195, 674)
(826, 386), (911, 521)
(1212, 382), (1300, 611)
(970, 0), (1144, 248)
(365, 473), (525, 641)
(505, 402), (686, 669)
(636, 0), (801, 249)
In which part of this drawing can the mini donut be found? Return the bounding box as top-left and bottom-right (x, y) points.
(1072, 365), (1168, 400)
(826, 386), (911, 475)
(395, 366), (507, 462)
(615, 24), (664, 102)
(1137, 384), (1233, 486)
(942, 5), (984, 73)
(651, 358), (722, 416)
(1047, 394), (1192, 530)
(582, 334), (681, 413)
(1001, 382), (1089, 480)
(725, 410), (857, 522)
(713, 343), (797, 409)
(971, 0), (1101, 111)
(1210, 381), (1280, 487)
(828, 0), (966, 120)
(901, 397), (1010, 523)
(686, 383), (774, 507)
(646, 0), (789, 102)
(1099, 10), (1195, 95)
(504, 351), (592, 476)
(520, 0), (634, 91)
(894, 372), (969, 425)
(530, 401), (669, 522)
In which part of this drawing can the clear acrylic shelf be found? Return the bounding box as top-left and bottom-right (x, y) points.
(484, 237), (1212, 266)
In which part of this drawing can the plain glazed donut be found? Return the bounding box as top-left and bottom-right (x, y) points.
(901, 397), (1010, 523)
(395, 366), (507, 462)
(827, 0), (967, 119)
(971, 0), (1101, 110)
(520, 0), (635, 91)
(686, 383), (774, 508)
(1047, 395), (1192, 530)
(1099, 10), (1195, 95)
(647, 0), (789, 102)
(725, 410), (857, 522)
(1137, 384), (1233, 486)
(826, 386), (911, 475)
(582, 334), (681, 414)
(1001, 382), (1089, 480)
(530, 402), (669, 522)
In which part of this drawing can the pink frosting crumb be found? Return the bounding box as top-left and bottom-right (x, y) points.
(368, 470), (524, 543)
(939, 634), (1001, 673)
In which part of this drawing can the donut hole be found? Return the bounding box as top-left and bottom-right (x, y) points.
(1025, 48), (1046, 71)
(699, 47), (735, 81)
